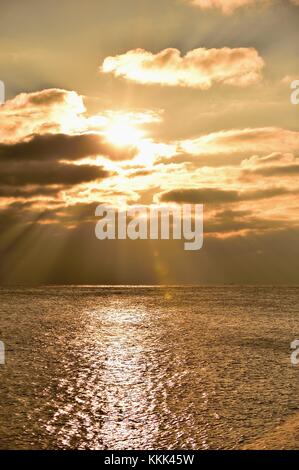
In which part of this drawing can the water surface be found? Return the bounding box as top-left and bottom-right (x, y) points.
(0, 286), (298, 449)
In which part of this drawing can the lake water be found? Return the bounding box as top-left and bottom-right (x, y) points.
(0, 286), (298, 449)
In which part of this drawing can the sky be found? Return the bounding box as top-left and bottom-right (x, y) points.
(0, 0), (299, 285)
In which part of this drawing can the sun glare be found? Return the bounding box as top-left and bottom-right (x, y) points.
(105, 116), (145, 147)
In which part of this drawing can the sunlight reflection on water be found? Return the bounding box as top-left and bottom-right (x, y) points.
(0, 286), (298, 449)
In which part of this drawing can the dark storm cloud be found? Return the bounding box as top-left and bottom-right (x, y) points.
(0, 133), (137, 162)
(0, 161), (111, 187)
(158, 187), (291, 204)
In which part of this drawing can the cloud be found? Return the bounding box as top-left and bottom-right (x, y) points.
(183, 0), (298, 15)
(253, 165), (299, 176)
(1, 86), (298, 263)
(205, 209), (290, 234)
(241, 152), (299, 177)
(45, 202), (103, 225)
(184, 0), (267, 14)
(0, 185), (64, 199)
(241, 152), (297, 167)
(0, 132), (137, 162)
(101, 47), (264, 89)
(0, 161), (110, 187)
(181, 128), (299, 157)
(0, 88), (85, 143)
(158, 186), (291, 204)
(0, 88), (143, 209)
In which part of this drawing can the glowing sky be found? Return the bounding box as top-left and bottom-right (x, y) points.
(0, 0), (298, 284)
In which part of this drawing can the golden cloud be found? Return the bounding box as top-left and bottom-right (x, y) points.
(0, 88), (85, 143)
(240, 152), (299, 180)
(184, 0), (298, 14)
(101, 47), (264, 89)
(181, 127), (299, 156)
(185, 0), (267, 14)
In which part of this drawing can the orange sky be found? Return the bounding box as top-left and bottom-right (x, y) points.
(0, 0), (298, 284)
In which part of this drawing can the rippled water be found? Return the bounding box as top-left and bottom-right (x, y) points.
(0, 286), (298, 449)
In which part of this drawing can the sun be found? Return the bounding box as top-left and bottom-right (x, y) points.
(104, 116), (145, 147)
